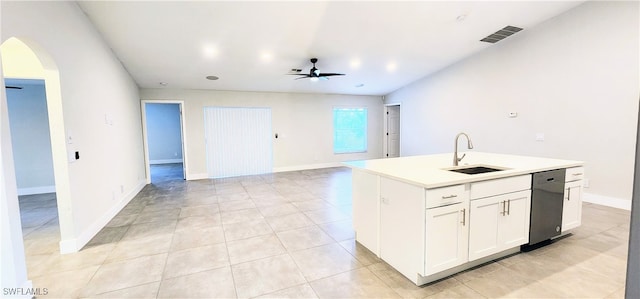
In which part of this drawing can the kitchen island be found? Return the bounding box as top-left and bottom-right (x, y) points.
(344, 152), (584, 285)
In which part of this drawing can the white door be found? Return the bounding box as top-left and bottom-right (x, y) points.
(203, 107), (272, 178)
(386, 105), (400, 158)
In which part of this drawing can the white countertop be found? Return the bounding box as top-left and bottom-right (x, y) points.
(343, 152), (583, 189)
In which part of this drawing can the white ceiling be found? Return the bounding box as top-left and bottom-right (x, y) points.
(77, 1), (584, 96)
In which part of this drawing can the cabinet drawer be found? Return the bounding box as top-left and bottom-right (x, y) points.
(426, 184), (467, 209)
(565, 167), (585, 182)
(470, 175), (531, 200)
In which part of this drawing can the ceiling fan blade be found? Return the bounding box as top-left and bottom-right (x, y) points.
(318, 73), (345, 77)
(5, 86), (23, 89)
(288, 58), (345, 81)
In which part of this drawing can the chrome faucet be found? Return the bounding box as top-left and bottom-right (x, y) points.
(454, 132), (474, 166)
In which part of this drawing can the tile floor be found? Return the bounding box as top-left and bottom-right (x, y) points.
(19, 166), (630, 298)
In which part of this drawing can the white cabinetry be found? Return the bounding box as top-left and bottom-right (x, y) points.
(379, 177), (425, 280)
(352, 169), (380, 255)
(348, 153), (583, 286)
(378, 178), (470, 282)
(562, 167), (584, 232)
(425, 201), (468, 275)
(468, 175), (531, 261)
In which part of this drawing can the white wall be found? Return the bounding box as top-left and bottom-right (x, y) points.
(385, 1), (639, 202)
(1, 64), (33, 297)
(5, 79), (55, 194)
(145, 103), (183, 163)
(140, 89), (384, 178)
(1, 0), (146, 254)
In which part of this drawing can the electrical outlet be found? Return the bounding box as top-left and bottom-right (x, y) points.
(583, 179), (590, 188)
(120, 185), (124, 194)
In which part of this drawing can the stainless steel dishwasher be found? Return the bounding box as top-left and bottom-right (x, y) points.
(527, 169), (566, 246)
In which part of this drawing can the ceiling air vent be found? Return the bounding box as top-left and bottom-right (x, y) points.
(480, 25), (523, 43)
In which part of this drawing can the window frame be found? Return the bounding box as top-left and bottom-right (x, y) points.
(332, 106), (368, 154)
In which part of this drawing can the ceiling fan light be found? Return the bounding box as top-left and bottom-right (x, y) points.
(310, 77), (319, 82)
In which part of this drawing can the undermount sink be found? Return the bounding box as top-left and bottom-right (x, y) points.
(445, 165), (507, 175)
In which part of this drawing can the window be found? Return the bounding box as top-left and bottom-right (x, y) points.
(333, 107), (367, 154)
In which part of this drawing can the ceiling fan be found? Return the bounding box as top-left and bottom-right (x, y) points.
(289, 58), (345, 81)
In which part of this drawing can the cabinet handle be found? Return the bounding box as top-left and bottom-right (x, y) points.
(507, 199), (511, 216)
(442, 194), (458, 199)
(500, 201), (505, 216)
(572, 173), (583, 176)
(461, 209), (466, 226)
(567, 188), (571, 201)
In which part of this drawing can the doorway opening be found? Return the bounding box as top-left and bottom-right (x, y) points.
(384, 104), (401, 158)
(142, 101), (187, 183)
(4, 78), (61, 258)
(2, 36), (74, 289)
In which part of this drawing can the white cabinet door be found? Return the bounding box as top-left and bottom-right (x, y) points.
(379, 177), (425, 281)
(352, 169), (380, 255)
(468, 196), (501, 261)
(562, 180), (583, 232)
(497, 190), (531, 249)
(425, 202), (468, 275)
(469, 190), (531, 261)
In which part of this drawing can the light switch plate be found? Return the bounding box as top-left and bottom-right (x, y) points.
(535, 133), (545, 141)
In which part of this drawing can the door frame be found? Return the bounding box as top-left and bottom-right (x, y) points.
(141, 100), (188, 183)
(383, 103), (402, 158)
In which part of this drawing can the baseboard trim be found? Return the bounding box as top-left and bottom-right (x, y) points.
(187, 173), (209, 180)
(583, 192), (631, 211)
(17, 185), (55, 196)
(150, 159), (183, 165)
(273, 162), (344, 173)
(59, 179), (147, 254)
(186, 163), (347, 181)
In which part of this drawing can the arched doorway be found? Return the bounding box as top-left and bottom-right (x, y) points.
(1, 36), (74, 290)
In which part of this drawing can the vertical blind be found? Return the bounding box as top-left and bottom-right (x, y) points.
(203, 107), (273, 178)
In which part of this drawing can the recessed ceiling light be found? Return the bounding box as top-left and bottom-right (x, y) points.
(350, 59), (361, 69)
(206, 75), (219, 80)
(203, 45), (218, 59)
(386, 62), (397, 72)
(261, 52), (273, 62)
(355, 83), (365, 88)
(159, 82), (168, 86)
